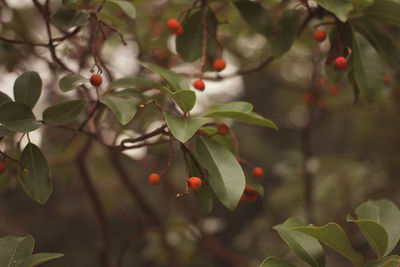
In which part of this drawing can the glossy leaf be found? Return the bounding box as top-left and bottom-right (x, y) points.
(196, 137), (245, 210)
(347, 215), (388, 257)
(109, 88), (144, 99)
(0, 235), (34, 267)
(0, 102), (40, 132)
(107, 0), (136, 20)
(354, 199), (400, 256)
(363, 0), (400, 27)
(165, 114), (211, 143)
(160, 87), (196, 113)
(176, 10), (218, 62)
(233, 0), (274, 38)
(59, 73), (88, 92)
(139, 62), (189, 91)
(291, 223), (363, 266)
(200, 127), (236, 155)
(270, 9), (301, 58)
(352, 32), (384, 103)
(43, 99), (87, 126)
(108, 76), (159, 90)
(0, 91), (12, 105)
(0, 125), (14, 137)
(351, 0), (374, 9)
(13, 71), (42, 109)
(16, 253), (64, 267)
(274, 218), (325, 267)
(316, 0), (353, 22)
(51, 7), (90, 30)
(367, 256), (400, 267)
(259, 256), (296, 267)
(99, 95), (137, 125)
(19, 143), (52, 204)
(205, 102), (277, 129)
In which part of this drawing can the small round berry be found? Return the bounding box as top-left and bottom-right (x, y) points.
(303, 92), (313, 104)
(252, 167), (264, 178)
(334, 57), (347, 70)
(217, 124), (229, 136)
(329, 85), (339, 95)
(243, 184), (258, 202)
(176, 25), (183, 36)
(90, 74), (102, 87)
(314, 30), (326, 42)
(213, 59), (226, 72)
(167, 18), (181, 33)
(193, 80), (205, 91)
(149, 173), (161, 186)
(0, 162), (5, 174)
(188, 177), (202, 191)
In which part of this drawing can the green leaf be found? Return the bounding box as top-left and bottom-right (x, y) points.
(165, 114), (211, 143)
(367, 256), (400, 267)
(274, 218), (325, 267)
(42, 99), (87, 126)
(351, 0), (374, 9)
(13, 71), (42, 109)
(16, 253), (64, 267)
(0, 125), (14, 137)
(259, 256), (296, 267)
(196, 137), (245, 210)
(0, 102), (40, 132)
(0, 235), (34, 267)
(316, 0), (354, 22)
(59, 73), (88, 92)
(354, 199), (400, 256)
(176, 10), (218, 62)
(352, 32), (384, 104)
(205, 102), (277, 129)
(160, 87), (196, 113)
(109, 88), (144, 99)
(233, 0), (274, 38)
(107, 0), (136, 20)
(347, 215), (388, 257)
(108, 76), (159, 90)
(354, 18), (400, 72)
(19, 143), (52, 204)
(99, 95), (137, 125)
(270, 9), (301, 58)
(187, 154), (213, 213)
(363, 0), (400, 27)
(0, 91), (12, 105)
(51, 7), (90, 30)
(291, 223), (363, 266)
(139, 62), (189, 92)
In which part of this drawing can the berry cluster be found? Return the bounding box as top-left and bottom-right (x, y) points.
(313, 30), (349, 70)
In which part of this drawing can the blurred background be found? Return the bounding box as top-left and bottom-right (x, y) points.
(1, 0), (400, 266)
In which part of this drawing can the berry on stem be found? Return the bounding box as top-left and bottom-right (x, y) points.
(334, 57), (347, 70)
(90, 74), (102, 87)
(149, 173), (161, 186)
(252, 167), (264, 178)
(188, 177), (202, 191)
(243, 184), (258, 202)
(213, 59), (226, 72)
(217, 124), (229, 136)
(167, 18), (182, 35)
(0, 162), (5, 174)
(314, 30), (326, 42)
(193, 80), (205, 91)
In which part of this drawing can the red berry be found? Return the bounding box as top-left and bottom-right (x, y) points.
(149, 173), (161, 186)
(90, 74), (102, 87)
(213, 59), (226, 72)
(334, 57), (347, 70)
(314, 30), (326, 42)
(329, 85), (339, 95)
(384, 73), (391, 85)
(0, 162), (5, 174)
(303, 92), (313, 104)
(193, 80), (205, 91)
(217, 124), (229, 136)
(252, 167), (264, 178)
(243, 184), (258, 202)
(176, 25), (183, 36)
(188, 177), (202, 191)
(167, 18), (181, 34)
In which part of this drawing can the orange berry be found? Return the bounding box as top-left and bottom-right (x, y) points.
(188, 177), (202, 191)
(314, 30), (326, 42)
(167, 18), (181, 34)
(90, 74), (102, 87)
(176, 25), (183, 36)
(329, 85), (339, 95)
(193, 80), (205, 91)
(217, 124), (229, 136)
(243, 184), (258, 202)
(303, 92), (313, 104)
(213, 59), (226, 72)
(149, 173), (161, 186)
(0, 162), (5, 174)
(334, 57), (347, 70)
(252, 167), (264, 178)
